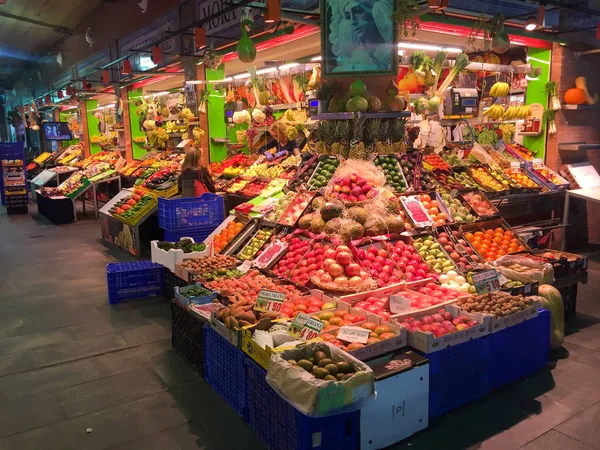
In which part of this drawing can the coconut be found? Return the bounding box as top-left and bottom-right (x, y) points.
(347, 206), (368, 225)
(323, 218), (342, 235)
(339, 220), (364, 242)
(364, 217), (386, 236)
(320, 201), (344, 221)
(311, 196), (327, 211)
(385, 215), (406, 234)
(298, 214), (313, 230)
(311, 216), (326, 233)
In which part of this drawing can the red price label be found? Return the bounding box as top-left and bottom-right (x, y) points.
(290, 315), (323, 340)
(265, 299), (283, 313)
(254, 289), (286, 312)
(299, 327), (319, 340)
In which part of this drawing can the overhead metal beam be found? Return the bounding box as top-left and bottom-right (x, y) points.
(0, 11), (72, 34)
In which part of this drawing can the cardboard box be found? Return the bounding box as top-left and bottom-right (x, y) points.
(406, 306), (489, 353)
(446, 301), (540, 334)
(348, 322), (407, 361)
(151, 238), (209, 273)
(174, 282), (217, 307)
(209, 310), (241, 347)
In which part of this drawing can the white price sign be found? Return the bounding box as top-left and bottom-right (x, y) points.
(337, 326), (370, 344)
(389, 295), (412, 314)
(254, 289), (286, 313)
(238, 260), (253, 274)
(532, 158), (544, 169)
(510, 161), (521, 173)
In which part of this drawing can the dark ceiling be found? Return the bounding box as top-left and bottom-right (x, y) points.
(0, 0), (104, 90)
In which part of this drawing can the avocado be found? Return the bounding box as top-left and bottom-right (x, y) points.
(297, 359), (314, 372)
(324, 364), (338, 375)
(335, 373), (346, 381)
(314, 351), (328, 363)
(336, 361), (352, 374)
(318, 358), (334, 368)
(312, 367), (329, 379)
(324, 375), (337, 382)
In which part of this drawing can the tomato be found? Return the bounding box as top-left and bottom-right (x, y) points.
(132, 195), (141, 202)
(122, 204), (131, 211)
(115, 208), (124, 214)
(127, 199), (136, 206)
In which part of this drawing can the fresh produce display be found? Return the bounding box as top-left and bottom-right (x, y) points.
(413, 234), (456, 274)
(384, 239), (432, 282)
(156, 238), (206, 253)
(412, 194), (448, 226)
(327, 173), (377, 204)
(197, 268), (243, 282)
(423, 154), (450, 171)
(241, 179), (269, 197)
(489, 81), (510, 98)
(237, 227), (275, 260)
(439, 191), (476, 223)
(178, 286), (214, 300)
(110, 190), (155, 222)
(307, 158), (340, 190)
(487, 167), (521, 190)
(355, 244), (405, 287)
(287, 348), (360, 381)
(319, 322), (398, 352)
(438, 270), (476, 293)
(373, 155), (407, 192)
(455, 291), (536, 317)
(213, 220), (246, 253)
(264, 192), (295, 222)
(311, 244), (376, 292)
(399, 154), (418, 189)
(288, 158), (319, 190)
(272, 237), (312, 278)
(207, 270), (303, 305)
(400, 310), (481, 337)
(505, 168), (540, 189)
(243, 163), (286, 179)
(259, 179), (286, 198)
(437, 230), (480, 268)
(469, 166), (506, 192)
(277, 191), (313, 226)
(463, 227), (526, 262)
(401, 195), (433, 228)
(462, 191), (499, 217)
(226, 178), (250, 194)
(142, 168), (178, 191)
(178, 255), (239, 275)
(452, 171), (482, 189)
(281, 295), (333, 318)
(505, 143), (534, 161)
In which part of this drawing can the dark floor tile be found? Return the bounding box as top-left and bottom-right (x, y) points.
(30, 333), (129, 369)
(0, 392), (67, 438)
(0, 358), (105, 401)
(0, 351), (39, 377)
(118, 323), (171, 347)
(7, 389), (194, 450)
(555, 401), (600, 449)
(565, 319), (600, 350)
(561, 341), (600, 369)
(105, 422), (228, 450)
(57, 368), (166, 418)
(93, 339), (172, 376)
(150, 351), (202, 389)
(519, 430), (594, 450)
(0, 329), (73, 357)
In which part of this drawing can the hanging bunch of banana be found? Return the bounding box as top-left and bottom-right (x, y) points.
(503, 105), (532, 120)
(483, 104), (505, 120)
(490, 81), (510, 98)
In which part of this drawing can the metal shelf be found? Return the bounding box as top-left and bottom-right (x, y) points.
(562, 104), (600, 110)
(558, 142), (600, 151)
(449, 61), (533, 74)
(311, 111), (411, 120)
(271, 102), (306, 111)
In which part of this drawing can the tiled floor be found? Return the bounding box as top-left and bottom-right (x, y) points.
(0, 206), (599, 450)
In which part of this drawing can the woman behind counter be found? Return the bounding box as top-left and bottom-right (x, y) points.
(258, 122), (307, 161)
(178, 148), (215, 198)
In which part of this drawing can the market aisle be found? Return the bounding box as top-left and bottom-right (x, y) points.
(0, 208), (265, 450)
(1, 209), (599, 450)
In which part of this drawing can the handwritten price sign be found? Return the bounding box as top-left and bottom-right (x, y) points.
(289, 313), (324, 340)
(510, 161), (521, 173)
(472, 269), (501, 294)
(337, 326), (370, 344)
(389, 295), (412, 314)
(254, 289), (286, 313)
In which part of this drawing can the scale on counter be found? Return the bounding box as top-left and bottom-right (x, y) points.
(444, 88), (479, 117)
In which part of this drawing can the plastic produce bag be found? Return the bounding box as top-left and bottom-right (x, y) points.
(266, 341), (375, 417)
(489, 255), (554, 285)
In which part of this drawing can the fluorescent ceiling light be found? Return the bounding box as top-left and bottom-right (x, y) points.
(233, 73), (251, 80)
(185, 80), (203, 85)
(310, 56), (322, 61)
(256, 67), (278, 75)
(278, 62), (300, 70)
(397, 43), (462, 53)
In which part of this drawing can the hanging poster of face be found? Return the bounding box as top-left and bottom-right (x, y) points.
(321, 0), (397, 75)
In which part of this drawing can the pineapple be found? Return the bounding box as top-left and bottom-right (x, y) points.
(367, 119), (385, 155)
(330, 121), (343, 156)
(313, 122), (329, 155)
(332, 120), (350, 158)
(390, 119), (406, 154)
(349, 117), (367, 159)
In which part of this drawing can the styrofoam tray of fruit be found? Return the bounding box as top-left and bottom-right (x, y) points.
(438, 191), (478, 224)
(204, 215), (249, 254)
(151, 237), (209, 273)
(461, 190), (500, 219)
(220, 219), (261, 256)
(399, 195), (434, 228)
(253, 240), (289, 269)
(236, 225), (278, 261)
(461, 218), (532, 261)
(436, 229), (481, 270)
(401, 305), (489, 353)
(277, 190), (315, 227)
(412, 234), (458, 275)
(446, 294), (540, 333)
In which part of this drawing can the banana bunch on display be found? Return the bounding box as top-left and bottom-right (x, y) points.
(165, 121), (178, 133)
(243, 163), (267, 177)
(280, 154), (301, 168)
(258, 165), (284, 178)
(490, 82), (510, 97)
(503, 105), (532, 120)
(483, 104), (506, 120)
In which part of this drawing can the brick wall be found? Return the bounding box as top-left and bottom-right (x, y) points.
(546, 44), (600, 245)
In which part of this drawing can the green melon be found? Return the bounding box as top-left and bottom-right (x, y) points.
(347, 206), (368, 225)
(320, 201), (344, 222)
(298, 214), (313, 230)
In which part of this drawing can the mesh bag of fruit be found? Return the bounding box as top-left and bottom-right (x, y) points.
(266, 341), (374, 417)
(488, 254), (554, 285)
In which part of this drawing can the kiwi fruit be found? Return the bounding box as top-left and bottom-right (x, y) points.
(312, 367), (329, 379)
(297, 359), (314, 372)
(318, 358), (334, 368)
(324, 364), (338, 376)
(336, 361), (352, 374)
(314, 351), (328, 363)
(324, 375), (337, 382)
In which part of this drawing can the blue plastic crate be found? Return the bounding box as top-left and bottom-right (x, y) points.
(106, 261), (164, 304)
(204, 326), (247, 418)
(490, 309), (550, 390)
(163, 227), (215, 244)
(158, 194), (225, 232)
(416, 335), (492, 419)
(246, 358), (360, 450)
